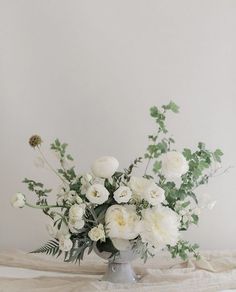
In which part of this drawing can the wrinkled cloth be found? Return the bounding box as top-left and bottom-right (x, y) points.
(0, 250), (236, 291)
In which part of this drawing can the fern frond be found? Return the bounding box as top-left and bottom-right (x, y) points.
(30, 240), (60, 256)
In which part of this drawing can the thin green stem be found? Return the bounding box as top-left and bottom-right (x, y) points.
(26, 202), (68, 209)
(144, 157), (152, 176)
(37, 146), (68, 185)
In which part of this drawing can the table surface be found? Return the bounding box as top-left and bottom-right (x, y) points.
(0, 250), (236, 292)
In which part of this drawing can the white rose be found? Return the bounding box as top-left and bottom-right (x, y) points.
(10, 193), (26, 208)
(161, 151), (189, 179)
(105, 205), (139, 240)
(91, 156), (119, 178)
(86, 184), (109, 204)
(58, 234), (73, 252)
(143, 182), (165, 206)
(113, 186), (132, 203)
(80, 173), (93, 194)
(69, 219), (85, 233)
(69, 204), (86, 224)
(138, 206), (180, 249)
(88, 224), (105, 242)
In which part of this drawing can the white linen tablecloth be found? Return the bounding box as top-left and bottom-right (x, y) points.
(0, 250), (236, 291)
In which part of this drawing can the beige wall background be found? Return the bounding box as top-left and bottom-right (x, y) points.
(0, 0), (236, 251)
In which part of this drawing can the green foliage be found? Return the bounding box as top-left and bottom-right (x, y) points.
(31, 240), (61, 257)
(23, 178), (52, 218)
(162, 101), (180, 113)
(167, 240), (200, 261)
(64, 237), (92, 263)
(51, 139), (76, 183)
(153, 160), (162, 174)
(132, 237), (155, 263)
(51, 139), (74, 162)
(123, 157), (143, 182)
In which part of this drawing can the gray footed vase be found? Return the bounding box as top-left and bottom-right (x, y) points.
(93, 245), (138, 283)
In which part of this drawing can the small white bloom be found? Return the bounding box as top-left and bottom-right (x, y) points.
(143, 183), (165, 206)
(114, 186), (132, 203)
(80, 173), (93, 194)
(10, 193), (26, 208)
(161, 151), (189, 179)
(69, 219), (85, 233)
(91, 156), (119, 178)
(198, 193), (216, 210)
(88, 224), (105, 242)
(86, 184), (109, 204)
(138, 206), (180, 249)
(69, 204), (86, 224)
(58, 234), (73, 252)
(105, 205), (139, 240)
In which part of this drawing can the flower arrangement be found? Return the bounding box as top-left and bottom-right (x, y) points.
(11, 101), (224, 263)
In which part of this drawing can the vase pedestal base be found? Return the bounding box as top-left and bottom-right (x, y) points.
(102, 261), (137, 283)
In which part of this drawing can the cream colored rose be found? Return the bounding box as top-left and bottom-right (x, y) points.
(113, 186), (132, 203)
(105, 205), (139, 240)
(161, 151), (189, 179)
(86, 184), (109, 204)
(91, 156), (119, 178)
(138, 206), (180, 249)
(10, 193), (25, 208)
(88, 224), (105, 242)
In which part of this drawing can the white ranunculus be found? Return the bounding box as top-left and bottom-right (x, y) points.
(138, 206), (180, 249)
(129, 176), (150, 198)
(129, 177), (165, 206)
(111, 238), (131, 251)
(86, 184), (109, 204)
(88, 224), (105, 242)
(161, 151), (189, 179)
(69, 219), (85, 233)
(69, 204), (86, 224)
(80, 173), (93, 194)
(143, 182), (165, 206)
(105, 205), (139, 240)
(91, 156), (119, 178)
(113, 186), (132, 204)
(58, 234), (73, 252)
(11, 193), (26, 208)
